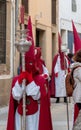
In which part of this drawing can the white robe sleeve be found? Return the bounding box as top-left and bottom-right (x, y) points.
(26, 81), (40, 100)
(12, 80), (25, 101)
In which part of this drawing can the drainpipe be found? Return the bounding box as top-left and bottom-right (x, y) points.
(10, 0), (15, 77)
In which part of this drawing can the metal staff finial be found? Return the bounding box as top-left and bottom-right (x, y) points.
(15, 29), (31, 53)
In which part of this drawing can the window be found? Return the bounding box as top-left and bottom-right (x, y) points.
(22, 0), (28, 14)
(72, 0), (77, 12)
(52, 0), (56, 24)
(0, 0), (6, 64)
(36, 29), (40, 47)
(68, 31), (73, 53)
(68, 31), (81, 53)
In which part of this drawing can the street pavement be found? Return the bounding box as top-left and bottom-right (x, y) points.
(50, 98), (73, 130)
(0, 106), (8, 130)
(0, 97), (73, 130)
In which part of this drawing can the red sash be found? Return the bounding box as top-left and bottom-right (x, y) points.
(18, 96), (38, 115)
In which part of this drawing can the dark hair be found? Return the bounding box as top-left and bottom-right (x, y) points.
(67, 53), (73, 59)
(73, 49), (81, 63)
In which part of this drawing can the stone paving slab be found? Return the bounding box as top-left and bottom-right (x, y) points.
(0, 106), (8, 114)
(0, 106), (8, 130)
(51, 99), (73, 130)
(0, 99), (73, 130)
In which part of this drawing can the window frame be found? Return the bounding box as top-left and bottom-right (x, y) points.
(0, 0), (6, 64)
(22, 0), (28, 14)
(72, 0), (77, 12)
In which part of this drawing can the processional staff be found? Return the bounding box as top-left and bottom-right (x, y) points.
(64, 51), (70, 130)
(58, 32), (70, 130)
(15, 5), (31, 130)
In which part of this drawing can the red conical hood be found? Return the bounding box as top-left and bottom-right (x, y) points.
(72, 20), (81, 53)
(25, 16), (35, 60)
(25, 16), (35, 72)
(58, 33), (65, 70)
(27, 16), (34, 47)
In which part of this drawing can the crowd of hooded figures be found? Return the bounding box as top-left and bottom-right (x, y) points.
(6, 16), (81, 130)
(7, 46), (81, 130)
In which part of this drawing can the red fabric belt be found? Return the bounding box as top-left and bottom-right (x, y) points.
(18, 96), (38, 115)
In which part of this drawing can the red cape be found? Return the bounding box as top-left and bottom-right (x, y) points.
(74, 104), (79, 123)
(7, 76), (18, 130)
(35, 75), (53, 130)
(7, 75), (53, 130)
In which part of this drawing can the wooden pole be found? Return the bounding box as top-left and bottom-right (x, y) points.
(22, 52), (26, 130)
(64, 53), (70, 130)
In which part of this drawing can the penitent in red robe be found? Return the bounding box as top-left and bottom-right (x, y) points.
(7, 75), (53, 130)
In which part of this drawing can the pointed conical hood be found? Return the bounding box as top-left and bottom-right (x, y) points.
(72, 20), (81, 53)
(25, 16), (35, 72)
(58, 32), (65, 70)
(25, 16), (35, 60)
(27, 16), (34, 47)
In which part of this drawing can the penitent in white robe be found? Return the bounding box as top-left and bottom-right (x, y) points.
(54, 56), (68, 97)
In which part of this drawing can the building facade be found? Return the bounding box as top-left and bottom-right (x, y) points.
(0, 0), (59, 106)
(59, 0), (81, 53)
